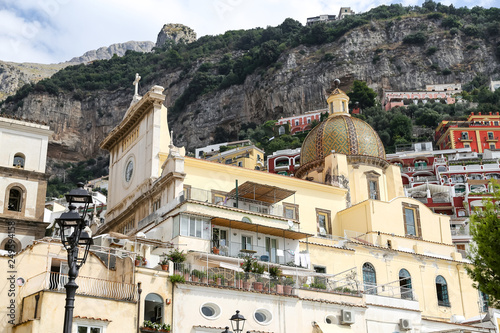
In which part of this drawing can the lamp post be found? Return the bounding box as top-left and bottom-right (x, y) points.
(55, 182), (93, 333)
(230, 310), (246, 333)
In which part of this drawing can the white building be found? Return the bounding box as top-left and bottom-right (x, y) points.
(0, 115), (52, 251)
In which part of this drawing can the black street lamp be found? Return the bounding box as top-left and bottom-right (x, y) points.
(55, 182), (93, 333)
(230, 310), (246, 333)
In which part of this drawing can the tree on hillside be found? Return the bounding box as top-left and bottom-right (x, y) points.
(347, 80), (377, 109)
(466, 180), (500, 308)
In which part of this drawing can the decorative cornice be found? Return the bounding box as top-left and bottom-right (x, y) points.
(100, 89), (166, 151)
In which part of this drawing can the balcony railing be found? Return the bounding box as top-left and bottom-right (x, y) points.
(210, 240), (294, 265)
(183, 187), (289, 219)
(26, 271), (137, 301)
(414, 176), (438, 182)
(170, 262), (299, 295)
(363, 278), (417, 301)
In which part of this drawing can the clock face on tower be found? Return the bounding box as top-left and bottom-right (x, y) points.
(125, 159), (134, 182)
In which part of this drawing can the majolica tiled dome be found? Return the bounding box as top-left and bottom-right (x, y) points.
(300, 114), (386, 166)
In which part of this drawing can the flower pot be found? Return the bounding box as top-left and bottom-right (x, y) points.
(254, 281), (263, 292)
(213, 247), (220, 254)
(135, 260), (141, 267)
(161, 264), (169, 271)
(235, 280), (243, 288)
(243, 281), (251, 290)
(192, 275), (199, 282)
(202, 277), (208, 284)
(276, 284), (284, 294)
(216, 277), (222, 285)
(184, 273), (190, 281)
(284, 285), (293, 295)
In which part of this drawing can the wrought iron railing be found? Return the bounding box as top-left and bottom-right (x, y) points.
(29, 271), (137, 301)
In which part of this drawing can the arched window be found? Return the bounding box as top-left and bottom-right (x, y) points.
(13, 153), (25, 169)
(399, 269), (413, 299)
(278, 126), (285, 135)
(144, 293), (163, 324)
(8, 188), (22, 212)
(436, 275), (450, 306)
(362, 263), (377, 294)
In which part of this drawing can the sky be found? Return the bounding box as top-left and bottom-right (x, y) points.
(0, 0), (497, 64)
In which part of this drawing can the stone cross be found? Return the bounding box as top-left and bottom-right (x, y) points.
(133, 73), (141, 96)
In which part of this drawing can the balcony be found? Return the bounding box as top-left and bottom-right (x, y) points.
(170, 262), (300, 295)
(23, 271), (137, 301)
(210, 240), (295, 265)
(184, 182), (297, 220)
(170, 262), (364, 298)
(413, 175), (438, 182)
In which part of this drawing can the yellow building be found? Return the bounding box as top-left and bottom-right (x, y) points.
(2, 80), (497, 333)
(206, 144), (265, 171)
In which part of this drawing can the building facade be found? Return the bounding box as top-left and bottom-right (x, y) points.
(435, 112), (500, 152)
(0, 116), (52, 252)
(3, 82), (497, 333)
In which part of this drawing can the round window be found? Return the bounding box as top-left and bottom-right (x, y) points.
(200, 303), (221, 320)
(254, 309), (272, 325)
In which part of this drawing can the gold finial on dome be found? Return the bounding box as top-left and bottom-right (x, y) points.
(327, 79), (350, 116)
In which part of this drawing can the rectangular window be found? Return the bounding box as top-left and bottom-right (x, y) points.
(404, 208), (416, 235)
(283, 203), (299, 220)
(316, 208), (331, 236)
(369, 180), (379, 200)
(402, 203), (421, 237)
(78, 327), (102, 333)
(366, 171), (381, 200)
(461, 132), (469, 140)
(490, 144), (496, 149)
(175, 214), (210, 239)
(211, 190), (226, 205)
(242, 235), (252, 250)
(265, 237), (278, 263)
(488, 132), (494, 140)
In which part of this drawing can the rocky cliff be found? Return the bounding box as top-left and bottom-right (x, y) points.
(2, 16), (500, 162)
(0, 41), (154, 101)
(155, 24), (197, 48)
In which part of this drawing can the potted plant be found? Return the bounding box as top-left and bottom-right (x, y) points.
(234, 272), (245, 288)
(240, 256), (254, 289)
(142, 320), (156, 332)
(159, 323), (171, 333)
(191, 269), (204, 282)
(159, 257), (169, 271)
(181, 268), (189, 281)
(212, 246), (220, 255)
(269, 265), (283, 294)
(283, 276), (294, 295)
(169, 274), (185, 284)
(168, 248), (186, 274)
(253, 276), (264, 292)
(135, 255), (146, 267)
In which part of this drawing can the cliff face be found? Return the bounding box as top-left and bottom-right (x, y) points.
(2, 17), (500, 161)
(67, 41), (154, 63)
(155, 24), (197, 48)
(0, 41), (154, 101)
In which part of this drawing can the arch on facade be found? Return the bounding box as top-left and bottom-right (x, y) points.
(4, 183), (27, 214)
(399, 269), (413, 299)
(13, 153), (25, 169)
(144, 293), (164, 324)
(0, 237), (22, 253)
(362, 262), (377, 294)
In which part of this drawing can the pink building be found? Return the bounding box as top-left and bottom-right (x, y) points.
(383, 91), (457, 111)
(276, 109), (325, 134)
